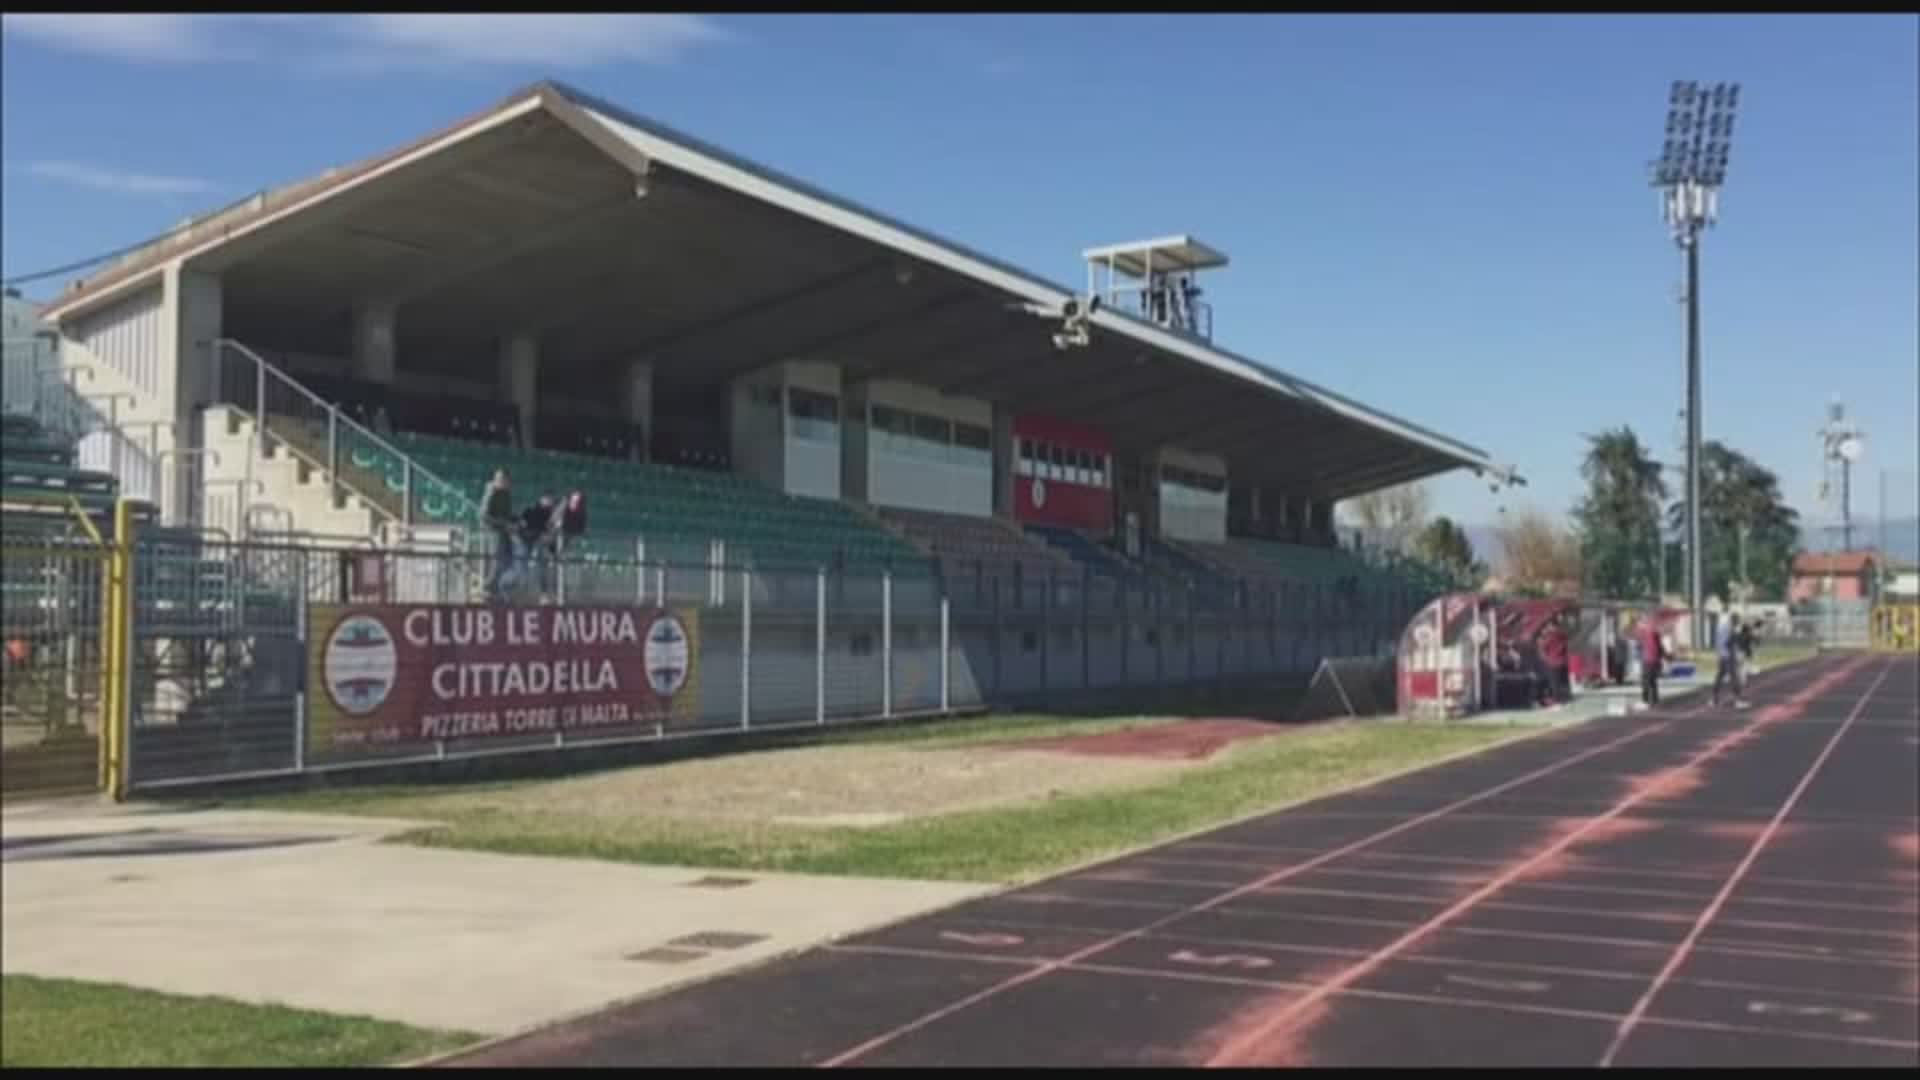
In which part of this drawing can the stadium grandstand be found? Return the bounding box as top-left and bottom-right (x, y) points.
(3, 80), (1523, 798)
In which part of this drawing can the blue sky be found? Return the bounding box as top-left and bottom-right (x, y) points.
(4, 14), (1915, 534)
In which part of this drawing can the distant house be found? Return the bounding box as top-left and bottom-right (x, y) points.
(1788, 551), (1881, 604)
(1886, 562), (1920, 603)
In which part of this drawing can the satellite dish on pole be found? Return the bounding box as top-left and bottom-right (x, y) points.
(1838, 436), (1864, 463)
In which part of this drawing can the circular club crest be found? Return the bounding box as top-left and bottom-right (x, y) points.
(1031, 477), (1047, 509)
(644, 614), (690, 697)
(1468, 623), (1490, 645)
(323, 614), (398, 717)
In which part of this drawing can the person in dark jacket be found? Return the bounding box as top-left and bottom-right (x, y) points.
(552, 490), (588, 551)
(1637, 613), (1665, 708)
(1710, 614), (1748, 709)
(1734, 618), (1758, 697)
(481, 469), (515, 603)
(521, 493), (559, 600)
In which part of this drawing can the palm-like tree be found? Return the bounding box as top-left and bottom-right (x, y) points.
(1575, 428), (1669, 598)
(1666, 442), (1800, 602)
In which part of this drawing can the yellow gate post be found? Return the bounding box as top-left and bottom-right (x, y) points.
(98, 497), (136, 801)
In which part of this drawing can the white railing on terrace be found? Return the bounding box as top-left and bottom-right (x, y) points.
(4, 353), (227, 527)
(211, 339), (481, 534)
(1101, 285), (1214, 341)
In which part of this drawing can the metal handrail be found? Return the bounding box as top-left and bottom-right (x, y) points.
(155, 445), (218, 528)
(221, 399), (400, 529)
(213, 338), (481, 528)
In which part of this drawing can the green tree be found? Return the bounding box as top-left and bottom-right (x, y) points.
(1667, 441), (1801, 603)
(1411, 516), (1485, 587)
(1573, 427), (1668, 600)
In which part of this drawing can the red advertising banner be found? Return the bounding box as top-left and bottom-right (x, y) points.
(306, 603), (701, 752)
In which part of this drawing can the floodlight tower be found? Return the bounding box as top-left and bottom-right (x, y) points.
(1817, 397), (1867, 551)
(1650, 79), (1740, 649)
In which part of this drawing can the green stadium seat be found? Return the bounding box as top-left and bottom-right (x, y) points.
(376, 431), (929, 573)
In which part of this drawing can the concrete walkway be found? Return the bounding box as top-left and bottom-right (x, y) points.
(1, 801), (990, 1037)
(1453, 674), (1713, 728)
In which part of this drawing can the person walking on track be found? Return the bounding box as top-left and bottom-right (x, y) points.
(1637, 613), (1665, 708)
(1710, 613), (1748, 710)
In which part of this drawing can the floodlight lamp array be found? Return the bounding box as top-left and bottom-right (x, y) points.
(1650, 80), (1740, 190)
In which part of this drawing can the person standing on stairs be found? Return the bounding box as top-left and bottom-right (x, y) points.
(482, 468), (516, 603)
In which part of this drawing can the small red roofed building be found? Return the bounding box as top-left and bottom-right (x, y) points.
(1788, 550), (1881, 604)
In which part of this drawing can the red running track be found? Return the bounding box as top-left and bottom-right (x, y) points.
(439, 652), (1920, 1069)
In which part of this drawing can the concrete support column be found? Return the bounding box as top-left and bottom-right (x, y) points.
(991, 406), (1015, 517)
(622, 359), (652, 428)
(170, 266), (223, 526)
(623, 359), (652, 461)
(840, 378), (869, 504)
(499, 332), (538, 448)
(351, 300), (397, 385)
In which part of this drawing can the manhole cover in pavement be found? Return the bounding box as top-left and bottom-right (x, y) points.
(669, 931), (767, 950)
(624, 946), (707, 964)
(685, 875), (754, 889)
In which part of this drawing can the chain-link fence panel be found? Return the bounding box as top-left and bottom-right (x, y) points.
(1785, 604), (1872, 651)
(127, 536), (302, 789)
(53, 521), (1460, 794)
(824, 570), (886, 720)
(1293, 655), (1398, 723)
(890, 573), (946, 715)
(748, 566), (829, 728)
(2, 528), (108, 800)
(947, 576), (998, 706)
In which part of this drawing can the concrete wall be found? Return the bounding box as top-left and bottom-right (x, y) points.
(729, 369), (785, 491)
(946, 610), (1373, 702)
(65, 284), (166, 401)
(863, 378), (992, 517)
(1789, 570), (1876, 604)
(59, 283), (173, 513)
(730, 362), (842, 500)
(1158, 446), (1228, 543)
(840, 381), (870, 503)
(782, 361), (840, 500)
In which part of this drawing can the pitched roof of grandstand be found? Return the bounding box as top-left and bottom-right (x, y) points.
(42, 80), (1523, 500)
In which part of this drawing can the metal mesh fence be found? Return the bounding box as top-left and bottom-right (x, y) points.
(1785, 606), (1872, 651)
(1294, 656), (1398, 723)
(127, 537), (302, 786)
(90, 532), (1442, 795)
(1, 529), (107, 800)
